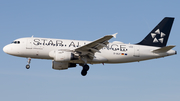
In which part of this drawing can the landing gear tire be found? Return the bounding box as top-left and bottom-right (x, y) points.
(83, 65), (89, 71)
(81, 70), (87, 76)
(26, 64), (30, 69)
(81, 64), (89, 76)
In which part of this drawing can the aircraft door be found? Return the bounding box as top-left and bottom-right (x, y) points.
(134, 46), (140, 57)
(26, 38), (32, 49)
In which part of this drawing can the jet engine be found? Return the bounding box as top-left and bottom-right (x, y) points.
(52, 61), (76, 70)
(49, 50), (77, 62)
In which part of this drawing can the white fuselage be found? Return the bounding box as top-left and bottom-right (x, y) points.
(3, 37), (176, 64)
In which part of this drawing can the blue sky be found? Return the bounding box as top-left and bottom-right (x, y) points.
(0, 0), (179, 101)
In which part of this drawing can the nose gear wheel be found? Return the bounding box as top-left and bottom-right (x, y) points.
(26, 58), (31, 69)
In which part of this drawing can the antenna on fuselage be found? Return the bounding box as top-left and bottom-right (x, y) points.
(31, 35), (34, 38)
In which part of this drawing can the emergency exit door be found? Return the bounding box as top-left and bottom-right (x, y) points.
(26, 38), (32, 49)
(134, 46), (140, 57)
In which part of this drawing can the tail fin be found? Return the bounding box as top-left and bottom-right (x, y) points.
(137, 17), (174, 47)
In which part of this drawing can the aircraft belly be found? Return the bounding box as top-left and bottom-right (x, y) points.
(92, 54), (108, 62)
(20, 48), (52, 59)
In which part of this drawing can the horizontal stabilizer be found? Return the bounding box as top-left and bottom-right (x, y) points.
(152, 45), (175, 53)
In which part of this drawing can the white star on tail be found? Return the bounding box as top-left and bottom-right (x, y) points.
(151, 29), (166, 43)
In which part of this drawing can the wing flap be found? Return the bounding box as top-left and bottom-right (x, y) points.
(152, 45), (175, 53)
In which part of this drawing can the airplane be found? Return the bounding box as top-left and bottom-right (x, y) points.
(3, 17), (177, 76)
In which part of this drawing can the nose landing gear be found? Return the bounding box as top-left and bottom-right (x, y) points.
(26, 58), (31, 69)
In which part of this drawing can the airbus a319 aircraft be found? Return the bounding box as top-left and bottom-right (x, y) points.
(3, 17), (177, 76)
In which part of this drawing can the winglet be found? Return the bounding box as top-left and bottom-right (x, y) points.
(112, 33), (118, 38)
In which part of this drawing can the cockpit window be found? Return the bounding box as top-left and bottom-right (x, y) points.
(12, 41), (20, 44)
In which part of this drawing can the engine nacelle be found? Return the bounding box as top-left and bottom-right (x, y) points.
(52, 61), (76, 70)
(49, 50), (73, 61)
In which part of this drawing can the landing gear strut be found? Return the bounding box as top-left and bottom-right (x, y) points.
(26, 58), (31, 69)
(81, 64), (89, 76)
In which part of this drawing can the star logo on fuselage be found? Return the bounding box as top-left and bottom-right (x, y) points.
(151, 29), (166, 43)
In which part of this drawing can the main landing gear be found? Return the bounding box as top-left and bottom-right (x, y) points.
(26, 58), (31, 69)
(81, 64), (89, 76)
(80, 56), (90, 76)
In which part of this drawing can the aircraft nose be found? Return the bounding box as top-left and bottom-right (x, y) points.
(3, 45), (10, 54)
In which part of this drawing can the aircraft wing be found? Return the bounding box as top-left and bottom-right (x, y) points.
(74, 33), (117, 58)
